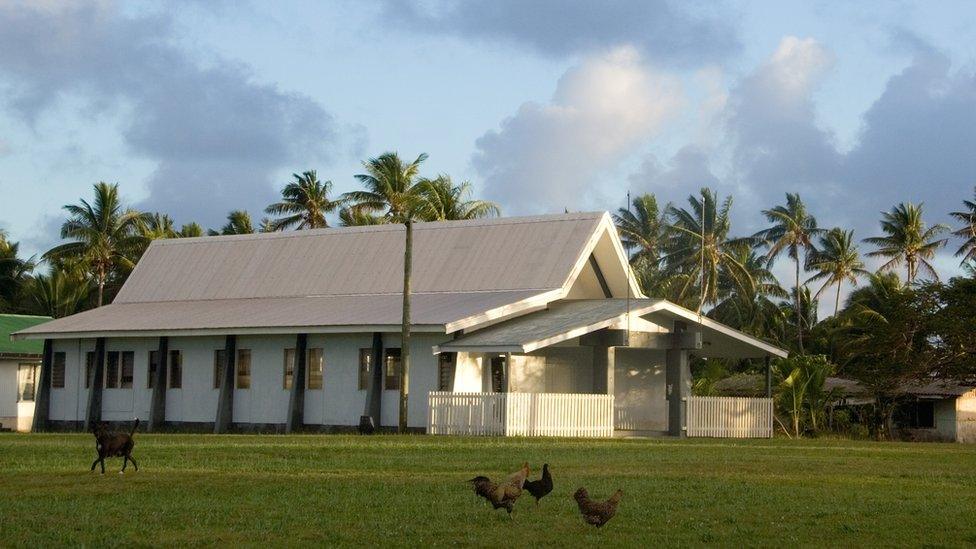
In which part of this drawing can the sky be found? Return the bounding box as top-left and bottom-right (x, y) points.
(0, 0), (974, 304)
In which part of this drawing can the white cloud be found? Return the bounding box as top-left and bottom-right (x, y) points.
(473, 47), (684, 213)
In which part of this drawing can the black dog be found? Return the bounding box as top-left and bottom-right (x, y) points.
(90, 419), (139, 474)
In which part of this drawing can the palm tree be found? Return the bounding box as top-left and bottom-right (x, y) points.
(338, 206), (386, 227)
(864, 202), (948, 283)
(614, 193), (668, 267)
(416, 175), (499, 221)
(0, 230), (34, 312)
(265, 171), (342, 231)
(343, 152), (429, 433)
(779, 286), (818, 348)
(208, 210), (256, 236)
(753, 193), (823, 353)
(806, 228), (870, 316)
(950, 187), (976, 265)
(139, 213), (178, 240)
(178, 223), (205, 238)
(710, 246), (787, 341)
(44, 183), (148, 307)
(24, 267), (90, 318)
(662, 188), (750, 312)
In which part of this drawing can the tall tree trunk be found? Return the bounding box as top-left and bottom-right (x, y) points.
(398, 219), (412, 433)
(795, 254), (803, 353)
(97, 265), (105, 307)
(834, 281), (842, 317)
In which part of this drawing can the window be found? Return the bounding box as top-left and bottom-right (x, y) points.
(168, 350), (182, 389)
(236, 349), (251, 389)
(358, 348), (372, 390)
(148, 351), (159, 389)
(51, 352), (66, 388)
(85, 351), (96, 389)
(105, 351), (120, 389)
(17, 363), (38, 402)
(103, 351), (134, 389)
(438, 353), (456, 392)
(119, 351), (134, 388)
(214, 349), (226, 389)
(384, 348), (401, 391)
(307, 348), (324, 390)
(283, 348), (295, 390)
(148, 350), (181, 389)
(894, 401), (936, 429)
(490, 356), (507, 393)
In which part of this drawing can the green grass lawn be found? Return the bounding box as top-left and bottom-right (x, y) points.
(1, 434), (975, 547)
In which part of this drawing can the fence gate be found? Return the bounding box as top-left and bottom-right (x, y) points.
(686, 396), (774, 438)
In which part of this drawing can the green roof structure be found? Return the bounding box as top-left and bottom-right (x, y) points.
(0, 314), (52, 357)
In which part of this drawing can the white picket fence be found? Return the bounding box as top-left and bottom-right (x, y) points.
(686, 396), (774, 438)
(427, 392), (614, 438)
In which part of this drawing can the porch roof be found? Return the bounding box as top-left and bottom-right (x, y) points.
(433, 299), (787, 358)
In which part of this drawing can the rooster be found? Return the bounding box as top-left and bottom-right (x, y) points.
(523, 463), (553, 505)
(468, 462), (530, 515)
(574, 487), (623, 527)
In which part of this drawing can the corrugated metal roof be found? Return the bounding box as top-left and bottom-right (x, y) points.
(14, 291), (541, 338)
(436, 299), (664, 353)
(116, 212), (605, 303)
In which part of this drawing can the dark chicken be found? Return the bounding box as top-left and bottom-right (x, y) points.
(522, 463), (553, 505)
(573, 487), (623, 527)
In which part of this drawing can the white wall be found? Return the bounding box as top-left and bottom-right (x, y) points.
(957, 391), (976, 443)
(512, 347), (595, 393)
(42, 331), (448, 429)
(452, 352), (484, 392)
(613, 348), (668, 432)
(0, 360), (17, 421)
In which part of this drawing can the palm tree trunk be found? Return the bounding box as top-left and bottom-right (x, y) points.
(795, 255), (803, 353)
(834, 281), (842, 317)
(398, 219), (412, 433)
(97, 265), (105, 307)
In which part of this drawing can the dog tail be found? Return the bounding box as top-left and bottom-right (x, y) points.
(130, 418), (140, 437)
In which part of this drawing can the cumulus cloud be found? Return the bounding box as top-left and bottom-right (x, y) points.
(0, 1), (358, 227)
(378, 0), (740, 65)
(472, 47), (684, 213)
(628, 145), (721, 199)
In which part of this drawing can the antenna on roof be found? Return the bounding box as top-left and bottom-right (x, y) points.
(626, 189), (631, 347)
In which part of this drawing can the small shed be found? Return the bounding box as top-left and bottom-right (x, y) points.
(0, 315), (51, 431)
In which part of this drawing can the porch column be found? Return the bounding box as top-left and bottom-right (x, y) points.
(286, 333), (308, 433)
(214, 335), (236, 434)
(148, 336), (169, 432)
(362, 332), (383, 431)
(592, 346), (615, 396)
(31, 339), (53, 433)
(764, 355), (772, 398)
(84, 337), (106, 432)
(666, 324), (689, 437)
(504, 352), (513, 393)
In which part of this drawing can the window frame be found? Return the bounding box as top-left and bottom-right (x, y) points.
(307, 348), (324, 390)
(358, 348), (371, 391)
(168, 350), (182, 389)
(438, 353), (456, 392)
(213, 349), (225, 390)
(51, 352), (66, 389)
(105, 351), (120, 389)
(235, 349), (251, 390)
(85, 351), (96, 389)
(283, 348), (295, 390)
(119, 351), (134, 389)
(17, 363), (38, 402)
(383, 348), (401, 391)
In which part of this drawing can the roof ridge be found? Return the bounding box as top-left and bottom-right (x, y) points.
(114, 289), (551, 305)
(151, 211), (607, 246)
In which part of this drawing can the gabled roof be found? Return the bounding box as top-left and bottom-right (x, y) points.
(16, 213), (637, 339)
(435, 299), (788, 358)
(0, 314), (51, 356)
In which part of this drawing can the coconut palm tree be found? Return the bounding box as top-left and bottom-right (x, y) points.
(178, 223), (205, 238)
(614, 193), (668, 267)
(863, 202), (948, 283)
(416, 175), (499, 221)
(710, 246), (787, 341)
(779, 286), (818, 350)
(662, 188), (750, 312)
(208, 210), (256, 236)
(806, 228), (870, 316)
(338, 206), (386, 227)
(0, 230), (34, 312)
(753, 193), (823, 353)
(265, 171), (342, 231)
(23, 266), (90, 318)
(950, 187), (976, 265)
(343, 152), (428, 433)
(139, 213), (178, 240)
(44, 183), (148, 307)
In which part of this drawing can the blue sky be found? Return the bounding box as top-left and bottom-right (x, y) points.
(1, 0), (974, 288)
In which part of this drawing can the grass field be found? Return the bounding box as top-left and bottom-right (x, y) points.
(1, 434), (975, 547)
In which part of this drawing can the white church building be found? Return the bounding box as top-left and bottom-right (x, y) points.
(14, 212), (785, 437)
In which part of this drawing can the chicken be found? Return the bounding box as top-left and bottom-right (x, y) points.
(574, 487), (623, 527)
(467, 463), (530, 515)
(523, 463), (553, 505)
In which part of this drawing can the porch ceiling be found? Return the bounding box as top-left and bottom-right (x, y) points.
(434, 298), (788, 359)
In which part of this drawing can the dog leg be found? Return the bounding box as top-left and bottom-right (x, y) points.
(127, 455), (138, 471)
(100, 457), (106, 475)
(91, 457), (99, 472)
